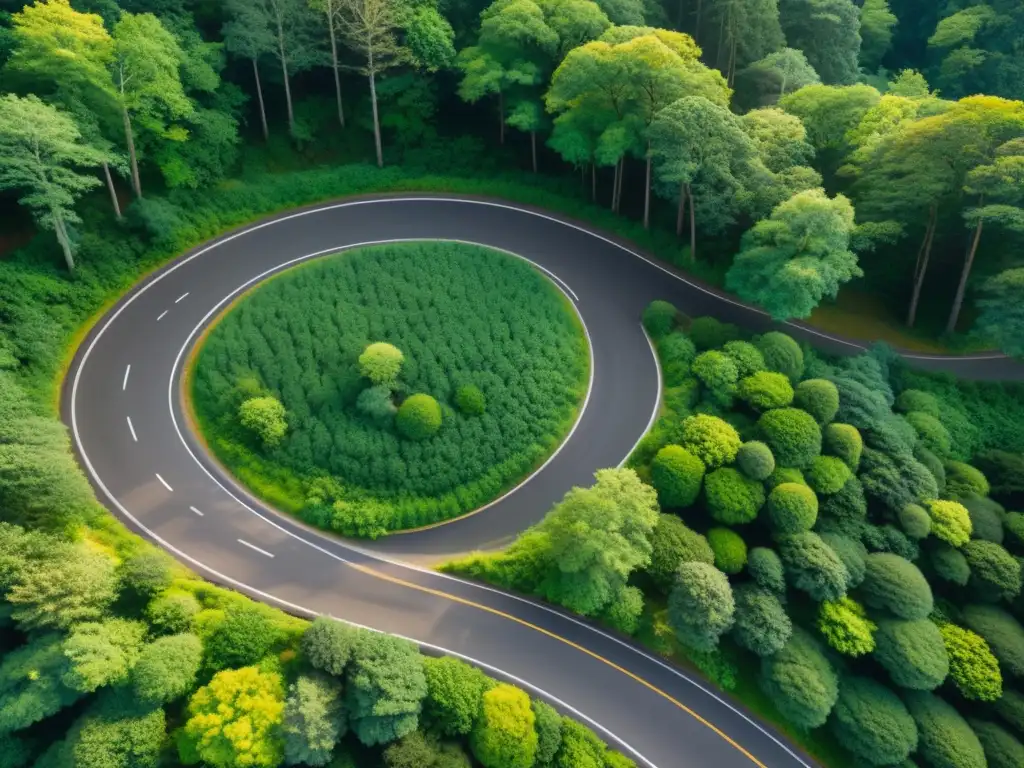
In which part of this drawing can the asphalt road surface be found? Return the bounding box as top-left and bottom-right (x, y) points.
(64, 196), (1024, 768)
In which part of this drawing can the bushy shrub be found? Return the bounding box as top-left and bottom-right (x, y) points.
(832, 375), (890, 431)
(860, 553), (934, 621)
(202, 605), (280, 670)
(722, 340), (765, 377)
(794, 379), (839, 425)
(767, 483), (818, 535)
(1007, 512), (1024, 548)
(658, 333), (697, 386)
(896, 389), (942, 418)
(646, 515), (714, 592)
(708, 527), (747, 574)
(995, 688), (1024, 738)
(668, 561), (735, 651)
(688, 316), (740, 350)
(758, 629), (838, 730)
(916, 445), (947, 493)
(975, 449), (1024, 504)
(736, 441), (775, 481)
(146, 589), (201, 634)
(748, 548), (786, 594)
(766, 466), (806, 489)
(454, 385), (485, 416)
(133, 634), (203, 706)
(359, 342), (404, 387)
(861, 523), (920, 561)
(823, 423), (863, 470)
(346, 634), (427, 746)
(805, 456), (852, 496)
(899, 503), (931, 539)
(531, 700), (562, 767)
(470, 684), (537, 768)
(938, 622), (1002, 702)
(963, 540), (1021, 600)
(650, 445), (705, 508)
(927, 500), (973, 547)
(396, 394), (442, 440)
(962, 605), (1024, 677)
(756, 332), (804, 382)
(859, 448), (939, 512)
(904, 691), (986, 768)
(704, 468), (765, 525)
(829, 676), (917, 766)
(873, 618), (949, 690)
(680, 414), (741, 468)
(642, 301), (678, 338)
(422, 657), (488, 737)
(818, 597), (876, 657)
(736, 371), (794, 411)
(601, 585), (644, 635)
(731, 584), (792, 657)
(119, 551), (175, 601)
(778, 532), (849, 602)
(817, 476), (868, 536)
(758, 408), (822, 468)
(905, 411), (952, 457)
(818, 533), (867, 588)
(238, 396), (288, 447)
(302, 617), (357, 676)
(692, 351), (739, 406)
(962, 493), (1005, 544)
(282, 674), (346, 767)
(930, 543), (972, 585)
(945, 461), (991, 499)
(970, 719), (1024, 768)
(357, 385), (397, 421)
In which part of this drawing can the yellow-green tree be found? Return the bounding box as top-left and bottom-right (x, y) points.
(470, 684), (538, 768)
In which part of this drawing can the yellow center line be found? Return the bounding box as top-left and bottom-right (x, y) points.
(349, 561), (767, 768)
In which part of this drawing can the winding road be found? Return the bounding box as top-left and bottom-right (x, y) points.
(64, 197), (1024, 768)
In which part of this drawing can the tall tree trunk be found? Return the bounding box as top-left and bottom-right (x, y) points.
(122, 107), (142, 199)
(369, 67), (383, 168)
(694, 0), (702, 43)
(253, 58), (269, 141)
(643, 144), (652, 229)
(615, 158), (625, 214)
(52, 211), (74, 271)
(498, 92), (505, 144)
(279, 49), (294, 135)
(906, 205), (936, 327)
(728, 34), (738, 87)
(611, 161), (620, 211)
(326, 6), (345, 128)
(102, 161), (121, 220)
(716, 13), (726, 69)
(531, 131), (537, 173)
(946, 216), (985, 334)
(779, 72), (788, 98)
(591, 162), (596, 202)
(676, 0), (685, 29)
(676, 181), (687, 237)
(687, 182), (696, 261)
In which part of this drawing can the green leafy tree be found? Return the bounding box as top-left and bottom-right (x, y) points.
(303, 617), (359, 676)
(975, 267), (1024, 357)
(938, 622), (1002, 702)
(726, 188), (861, 321)
(203, 603), (281, 670)
(741, 107), (822, 215)
(739, 47), (819, 104)
(223, 0), (279, 140)
(62, 619), (147, 693)
(873, 618), (949, 690)
(346, 633), (427, 746)
(767, 482), (818, 535)
(359, 342), (404, 386)
(736, 371), (795, 411)
(736, 440), (775, 480)
(817, 597), (876, 656)
(396, 394), (442, 440)
(927, 499), (972, 547)
(971, 719), (1024, 768)
(758, 628), (839, 730)
(283, 674), (346, 766)
(777, 531), (849, 601)
(860, 552), (934, 621)
(650, 445), (705, 507)
(859, 0), (897, 70)
(963, 539), (1022, 600)
(705, 467), (765, 525)
(778, 0), (861, 84)
(667, 561), (735, 651)
(132, 633), (203, 705)
(58, 690), (166, 768)
(829, 676), (917, 766)
(310, 0), (349, 129)
(962, 604), (1024, 677)
(748, 547), (786, 593)
(239, 396), (288, 447)
(470, 684), (537, 768)
(422, 656), (489, 736)
(0, 633), (84, 733)
(680, 413), (741, 468)
(645, 514), (714, 592)
(904, 691), (987, 768)
(532, 699), (562, 766)
(731, 583), (792, 656)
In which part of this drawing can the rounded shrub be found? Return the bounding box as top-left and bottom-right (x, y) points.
(646, 515), (714, 593)
(873, 618), (949, 690)
(133, 634), (203, 706)
(766, 466), (806, 489)
(708, 527), (748, 574)
(756, 332), (804, 381)
(963, 540), (1021, 601)
(1007, 512), (1024, 548)
(704, 467), (765, 525)
(995, 688), (1024, 738)
(758, 629), (838, 731)
(422, 656), (488, 737)
(731, 584), (792, 657)
(905, 411), (952, 457)
(962, 493), (1006, 543)
(927, 499), (973, 547)
(202, 605), (279, 670)
(668, 561), (736, 651)
(861, 553), (934, 621)
(357, 385), (397, 421)
(945, 460), (990, 499)
(454, 385), (485, 416)
(916, 445), (947, 493)
(736, 441), (775, 481)
(748, 547), (785, 594)
(650, 445), (705, 508)
(396, 394), (442, 440)
(359, 342), (404, 387)
(642, 300), (678, 338)
(818, 476), (867, 534)
(659, 332), (697, 386)
(817, 597), (876, 657)
(971, 719), (1024, 768)
(758, 408), (822, 469)
(962, 605), (1024, 677)
(470, 683), (537, 768)
(688, 316), (740, 350)
(939, 622), (1002, 702)
(779, 532), (850, 602)
(829, 676), (917, 766)
(767, 483), (818, 535)
(823, 423), (863, 471)
(930, 543), (972, 586)
(805, 456), (852, 495)
(794, 379), (840, 425)
(818, 533), (867, 588)
(736, 371), (794, 411)
(146, 589), (201, 635)
(899, 503), (931, 539)
(722, 340), (765, 377)
(692, 351), (739, 405)
(904, 691), (986, 768)
(238, 396), (288, 447)
(120, 551), (175, 601)
(895, 389), (942, 418)
(680, 414), (741, 469)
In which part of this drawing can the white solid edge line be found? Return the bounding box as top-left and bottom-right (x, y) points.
(618, 325), (662, 470)
(238, 538), (274, 558)
(126, 416), (138, 443)
(157, 310), (169, 322)
(155, 473), (173, 492)
(122, 364), (130, 392)
(64, 197), (820, 768)
(189, 506), (205, 517)
(175, 292), (190, 304)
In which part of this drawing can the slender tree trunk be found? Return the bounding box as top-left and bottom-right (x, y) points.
(591, 162), (596, 202)
(614, 158), (625, 214)
(694, 0), (703, 43)
(102, 162), (122, 220)
(676, 180), (687, 237)
(498, 92), (505, 144)
(531, 131), (537, 173)
(369, 68), (383, 168)
(906, 205), (936, 327)
(676, 0), (685, 29)
(687, 182), (696, 261)
(326, 6), (345, 128)
(278, 29), (295, 136)
(253, 58), (269, 141)
(946, 216), (985, 334)
(611, 161), (620, 211)
(643, 144), (652, 229)
(728, 34), (738, 87)
(122, 107), (142, 199)
(716, 13), (726, 69)
(52, 211), (74, 271)
(779, 72), (788, 98)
